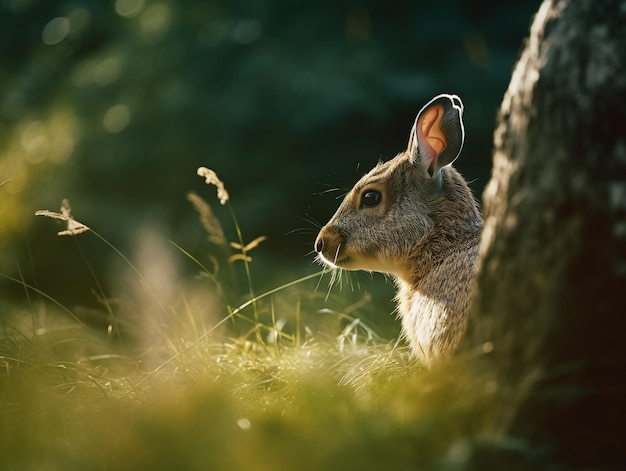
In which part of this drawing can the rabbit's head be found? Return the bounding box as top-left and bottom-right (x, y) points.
(315, 94), (471, 281)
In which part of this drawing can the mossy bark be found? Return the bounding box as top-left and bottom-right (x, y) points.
(467, 0), (626, 467)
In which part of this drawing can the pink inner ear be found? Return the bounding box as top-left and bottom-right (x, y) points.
(417, 105), (447, 161)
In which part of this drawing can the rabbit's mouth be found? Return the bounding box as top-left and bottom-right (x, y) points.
(332, 255), (352, 268)
(317, 250), (350, 269)
(323, 250), (376, 272)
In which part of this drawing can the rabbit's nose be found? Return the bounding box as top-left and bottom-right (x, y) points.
(314, 235), (324, 253)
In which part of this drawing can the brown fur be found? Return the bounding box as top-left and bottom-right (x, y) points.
(315, 94), (482, 366)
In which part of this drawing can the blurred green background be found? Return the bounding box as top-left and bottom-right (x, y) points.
(0, 0), (539, 315)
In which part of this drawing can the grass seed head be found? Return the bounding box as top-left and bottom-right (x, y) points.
(35, 198), (90, 236)
(197, 167), (229, 205)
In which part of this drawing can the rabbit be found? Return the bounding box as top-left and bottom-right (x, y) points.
(314, 94), (483, 366)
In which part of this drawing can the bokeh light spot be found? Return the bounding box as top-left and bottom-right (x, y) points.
(115, 0), (145, 18)
(231, 19), (262, 45)
(15, 113), (77, 166)
(25, 135), (49, 163)
(95, 55), (124, 85)
(21, 120), (47, 163)
(49, 134), (75, 164)
(42, 17), (70, 45)
(103, 104), (131, 133)
(140, 4), (171, 40)
(237, 418), (252, 430)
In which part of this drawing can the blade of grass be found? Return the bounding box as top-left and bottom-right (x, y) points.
(119, 270), (325, 396)
(0, 273), (85, 326)
(226, 202), (261, 343)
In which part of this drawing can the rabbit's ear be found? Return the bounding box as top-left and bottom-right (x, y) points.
(408, 94), (465, 178)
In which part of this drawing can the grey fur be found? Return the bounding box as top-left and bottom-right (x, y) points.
(315, 94), (482, 366)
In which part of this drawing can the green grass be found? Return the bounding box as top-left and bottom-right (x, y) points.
(0, 284), (424, 471)
(0, 174), (529, 471)
(2, 299), (490, 471)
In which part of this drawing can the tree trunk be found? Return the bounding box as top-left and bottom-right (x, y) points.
(467, 0), (626, 467)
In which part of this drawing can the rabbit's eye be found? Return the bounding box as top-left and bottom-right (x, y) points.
(361, 190), (382, 208)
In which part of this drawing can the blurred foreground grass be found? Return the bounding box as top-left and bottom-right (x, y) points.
(2, 263), (528, 471)
(0, 305), (402, 470)
(2, 298), (503, 471)
(0, 177), (518, 471)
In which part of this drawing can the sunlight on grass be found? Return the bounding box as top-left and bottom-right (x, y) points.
(0, 168), (505, 470)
